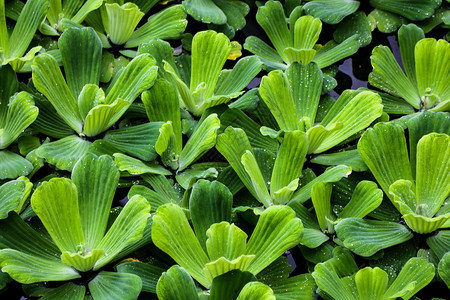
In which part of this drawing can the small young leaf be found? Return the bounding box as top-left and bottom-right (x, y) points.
(157, 265), (199, 300)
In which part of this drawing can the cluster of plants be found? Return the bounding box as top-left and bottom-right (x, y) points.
(0, 0), (449, 299)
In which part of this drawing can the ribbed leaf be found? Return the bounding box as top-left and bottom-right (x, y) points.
(303, 0), (359, 24)
(415, 38), (450, 108)
(0, 65), (18, 124)
(245, 206), (303, 275)
(237, 282), (275, 300)
(71, 0), (103, 24)
(32, 54), (83, 133)
(178, 113), (220, 171)
(71, 153), (119, 249)
(368, 8), (402, 33)
(289, 165), (352, 205)
(105, 54), (157, 104)
(31, 178), (84, 253)
(83, 98), (129, 137)
(286, 62), (323, 123)
(334, 11), (372, 47)
(270, 273), (316, 300)
(183, 0), (226, 25)
(403, 213), (450, 234)
(58, 27), (102, 99)
(311, 149), (367, 171)
(39, 282), (85, 300)
(94, 195), (150, 269)
(152, 203), (210, 287)
(204, 255), (255, 284)
(355, 267), (388, 299)
(398, 24), (424, 88)
(415, 133), (450, 216)
(157, 265), (199, 300)
(190, 180), (233, 251)
(384, 257), (435, 299)
(213, 0), (250, 31)
(259, 70), (299, 131)
(306, 123), (342, 154)
(206, 222), (247, 262)
(438, 252), (450, 289)
(300, 228), (329, 248)
(102, 122), (161, 161)
(311, 182), (334, 232)
(102, 2), (144, 45)
(142, 79), (182, 155)
(210, 270), (257, 300)
(126, 5), (187, 48)
(427, 230), (450, 259)
(31, 96), (75, 138)
(313, 35), (360, 68)
(36, 135), (93, 171)
(312, 263), (357, 300)
(0, 249), (80, 284)
(89, 271), (142, 300)
(370, 45), (420, 108)
(339, 181), (383, 219)
(293, 16), (321, 51)
(271, 130), (308, 204)
(117, 261), (165, 293)
(335, 218), (413, 256)
(369, 0), (441, 21)
(190, 30), (231, 104)
(0, 92), (38, 149)
(243, 36), (285, 71)
(241, 150), (272, 207)
(358, 122), (414, 200)
(7, 0), (48, 60)
(256, 0), (292, 62)
(0, 180), (24, 219)
(77, 84), (104, 119)
(128, 185), (170, 213)
(316, 91), (383, 153)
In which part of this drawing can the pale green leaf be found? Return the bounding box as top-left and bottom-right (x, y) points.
(311, 149), (368, 171)
(339, 181), (383, 219)
(157, 265), (199, 300)
(438, 251), (450, 289)
(77, 84), (104, 120)
(403, 213), (450, 234)
(190, 180), (233, 251)
(89, 271), (142, 300)
(427, 230), (450, 259)
(83, 98), (129, 137)
(335, 218), (413, 257)
(313, 35), (360, 68)
(204, 255), (255, 284)
(0, 180), (24, 219)
(94, 195), (150, 269)
(101, 2), (144, 45)
(206, 222), (247, 262)
(60, 249), (104, 272)
(311, 182), (334, 232)
(152, 203), (210, 287)
(241, 150), (272, 207)
(243, 36), (285, 71)
(312, 263), (357, 300)
(398, 24), (425, 88)
(71, 0), (103, 24)
(237, 282), (275, 300)
(246, 206), (303, 275)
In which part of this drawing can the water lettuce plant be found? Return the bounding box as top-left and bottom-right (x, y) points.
(0, 0), (449, 298)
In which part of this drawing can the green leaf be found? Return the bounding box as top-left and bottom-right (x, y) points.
(142, 79), (182, 155)
(83, 98), (129, 137)
(157, 265), (199, 300)
(152, 203), (210, 287)
(101, 2), (144, 45)
(311, 149), (368, 171)
(415, 133), (450, 216)
(0, 180), (25, 219)
(89, 271), (142, 300)
(206, 222), (248, 262)
(210, 270), (257, 300)
(71, 153), (119, 249)
(0, 65), (18, 123)
(334, 12), (372, 47)
(102, 122), (161, 161)
(312, 263), (357, 300)
(370, 45), (420, 108)
(339, 181), (383, 219)
(126, 5), (187, 48)
(438, 251), (450, 289)
(270, 273), (316, 300)
(368, 9), (402, 33)
(205, 255), (256, 285)
(311, 182), (334, 232)
(292, 16), (321, 51)
(402, 213), (450, 234)
(142, 174), (180, 203)
(237, 282), (276, 300)
(335, 218), (413, 256)
(241, 150), (272, 207)
(183, 0), (227, 25)
(31, 178), (84, 253)
(289, 165), (352, 205)
(213, 0), (250, 31)
(117, 261), (165, 293)
(415, 38), (450, 107)
(427, 230), (450, 259)
(384, 257), (435, 299)
(0, 92), (38, 149)
(316, 90), (383, 153)
(0, 249), (81, 284)
(398, 24), (425, 89)
(313, 35), (360, 68)
(32, 53), (83, 133)
(259, 70), (299, 131)
(358, 122), (414, 201)
(36, 135), (93, 171)
(190, 30), (231, 106)
(256, 1), (292, 63)
(355, 267), (388, 299)
(58, 27), (102, 99)
(155, 121), (178, 169)
(113, 153), (171, 176)
(176, 164), (220, 189)
(7, 0), (48, 61)
(369, 0), (441, 21)
(39, 282), (85, 300)
(71, 0), (103, 24)
(190, 180), (233, 251)
(271, 130), (308, 204)
(77, 84), (104, 120)
(0, 212), (61, 260)
(128, 185), (170, 212)
(94, 195), (150, 269)
(303, 0), (360, 24)
(243, 36), (285, 71)
(245, 206), (303, 275)
(179, 113), (220, 171)
(286, 62), (323, 123)
(105, 54), (157, 104)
